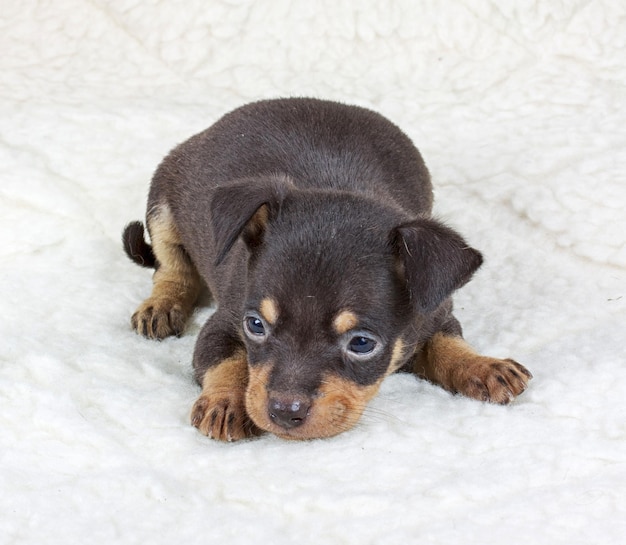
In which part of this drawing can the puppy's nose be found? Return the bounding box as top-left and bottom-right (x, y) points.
(268, 396), (310, 429)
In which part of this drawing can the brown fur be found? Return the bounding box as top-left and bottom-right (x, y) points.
(190, 349), (260, 441)
(414, 333), (532, 404)
(131, 205), (202, 339)
(123, 98), (532, 442)
(245, 363), (383, 440)
(333, 310), (359, 335)
(388, 338), (407, 374)
(259, 298), (279, 326)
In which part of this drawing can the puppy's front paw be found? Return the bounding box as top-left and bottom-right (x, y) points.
(131, 298), (188, 339)
(453, 357), (532, 404)
(191, 391), (257, 441)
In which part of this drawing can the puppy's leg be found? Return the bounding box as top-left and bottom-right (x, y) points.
(190, 313), (260, 441)
(131, 204), (202, 339)
(414, 332), (532, 404)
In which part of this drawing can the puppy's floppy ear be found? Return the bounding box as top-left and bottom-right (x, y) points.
(211, 175), (293, 265)
(391, 218), (483, 313)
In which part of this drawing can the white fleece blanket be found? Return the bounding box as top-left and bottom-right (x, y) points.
(1, 1), (625, 544)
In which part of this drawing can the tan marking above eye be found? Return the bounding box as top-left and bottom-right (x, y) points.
(333, 310), (359, 335)
(259, 297), (279, 325)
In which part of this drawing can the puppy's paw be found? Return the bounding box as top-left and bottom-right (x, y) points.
(191, 391), (258, 441)
(131, 298), (188, 339)
(453, 357), (532, 405)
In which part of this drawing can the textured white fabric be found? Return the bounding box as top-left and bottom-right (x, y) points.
(1, 1), (625, 544)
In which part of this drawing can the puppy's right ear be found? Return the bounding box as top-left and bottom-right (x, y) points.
(210, 175), (293, 265)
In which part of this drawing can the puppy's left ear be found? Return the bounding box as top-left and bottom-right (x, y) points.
(210, 175), (293, 265)
(391, 218), (483, 313)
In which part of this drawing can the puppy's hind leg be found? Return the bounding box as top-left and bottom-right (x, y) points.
(129, 204), (202, 339)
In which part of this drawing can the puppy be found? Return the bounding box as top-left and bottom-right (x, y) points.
(123, 98), (531, 441)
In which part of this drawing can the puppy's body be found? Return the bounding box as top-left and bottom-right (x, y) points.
(124, 98), (531, 441)
(149, 99), (431, 303)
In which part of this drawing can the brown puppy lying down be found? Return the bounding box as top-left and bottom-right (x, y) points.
(123, 98), (531, 441)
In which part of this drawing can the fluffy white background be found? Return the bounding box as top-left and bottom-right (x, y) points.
(1, 1), (625, 544)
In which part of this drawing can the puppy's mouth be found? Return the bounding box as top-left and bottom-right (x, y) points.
(245, 364), (382, 440)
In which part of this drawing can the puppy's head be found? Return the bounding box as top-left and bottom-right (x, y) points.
(211, 176), (482, 439)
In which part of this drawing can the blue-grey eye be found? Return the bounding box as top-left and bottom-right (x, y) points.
(348, 335), (377, 354)
(244, 316), (266, 337)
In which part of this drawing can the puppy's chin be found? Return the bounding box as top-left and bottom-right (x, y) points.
(245, 365), (382, 440)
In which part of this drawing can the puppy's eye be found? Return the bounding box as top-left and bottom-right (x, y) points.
(244, 315), (267, 339)
(347, 335), (378, 355)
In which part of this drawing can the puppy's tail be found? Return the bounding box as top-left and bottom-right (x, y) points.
(122, 221), (157, 269)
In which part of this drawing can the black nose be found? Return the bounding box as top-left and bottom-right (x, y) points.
(268, 396), (310, 429)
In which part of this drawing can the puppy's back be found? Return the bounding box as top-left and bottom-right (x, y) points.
(150, 98), (433, 217)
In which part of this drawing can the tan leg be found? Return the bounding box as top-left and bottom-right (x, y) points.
(131, 204), (202, 339)
(414, 333), (532, 404)
(191, 350), (259, 441)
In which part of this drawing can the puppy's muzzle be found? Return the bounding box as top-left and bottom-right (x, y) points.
(268, 394), (311, 429)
